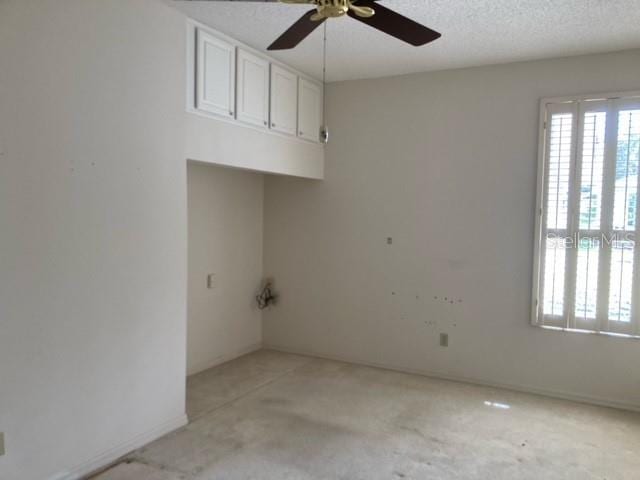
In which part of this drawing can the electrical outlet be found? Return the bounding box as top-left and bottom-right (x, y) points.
(440, 333), (449, 347)
(0, 432), (5, 456)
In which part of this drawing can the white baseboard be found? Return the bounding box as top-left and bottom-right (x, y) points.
(50, 414), (188, 480)
(187, 341), (262, 376)
(264, 344), (640, 413)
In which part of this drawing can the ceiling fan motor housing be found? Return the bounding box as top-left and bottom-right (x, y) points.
(316, 0), (349, 18)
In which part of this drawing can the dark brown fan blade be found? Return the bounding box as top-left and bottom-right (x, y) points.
(268, 9), (326, 50)
(347, 1), (441, 46)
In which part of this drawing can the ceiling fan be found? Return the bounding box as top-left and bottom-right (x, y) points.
(184, 0), (442, 51)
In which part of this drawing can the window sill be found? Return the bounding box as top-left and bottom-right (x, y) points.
(534, 324), (640, 340)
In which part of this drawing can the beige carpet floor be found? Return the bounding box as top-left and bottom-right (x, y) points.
(94, 350), (640, 480)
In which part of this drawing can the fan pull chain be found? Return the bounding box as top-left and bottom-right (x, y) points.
(320, 21), (329, 144)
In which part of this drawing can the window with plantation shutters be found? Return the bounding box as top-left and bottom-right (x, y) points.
(533, 92), (640, 337)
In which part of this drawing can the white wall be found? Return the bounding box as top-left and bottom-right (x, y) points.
(187, 163), (263, 375)
(0, 1), (314, 479)
(264, 49), (640, 411)
(0, 2), (187, 479)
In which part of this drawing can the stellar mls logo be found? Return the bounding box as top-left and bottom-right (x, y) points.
(546, 232), (636, 249)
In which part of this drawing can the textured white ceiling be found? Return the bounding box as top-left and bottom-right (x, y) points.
(171, 0), (640, 82)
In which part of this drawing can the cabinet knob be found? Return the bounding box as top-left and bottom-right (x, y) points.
(271, 123), (276, 127)
(229, 111), (234, 116)
(299, 131), (303, 135)
(264, 121), (267, 126)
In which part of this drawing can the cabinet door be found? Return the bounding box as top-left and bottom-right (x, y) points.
(196, 29), (235, 118)
(236, 49), (269, 128)
(297, 78), (322, 143)
(269, 65), (297, 136)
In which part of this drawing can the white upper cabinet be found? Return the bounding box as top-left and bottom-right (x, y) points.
(196, 29), (235, 118)
(189, 22), (324, 145)
(236, 49), (270, 128)
(269, 65), (298, 136)
(297, 78), (322, 143)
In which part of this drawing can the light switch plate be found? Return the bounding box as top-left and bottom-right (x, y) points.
(440, 333), (449, 347)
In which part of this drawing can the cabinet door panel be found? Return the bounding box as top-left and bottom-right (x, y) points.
(196, 29), (235, 118)
(297, 78), (322, 143)
(236, 49), (269, 128)
(270, 65), (297, 136)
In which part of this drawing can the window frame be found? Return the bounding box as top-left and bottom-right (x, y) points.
(532, 91), (640, 339)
